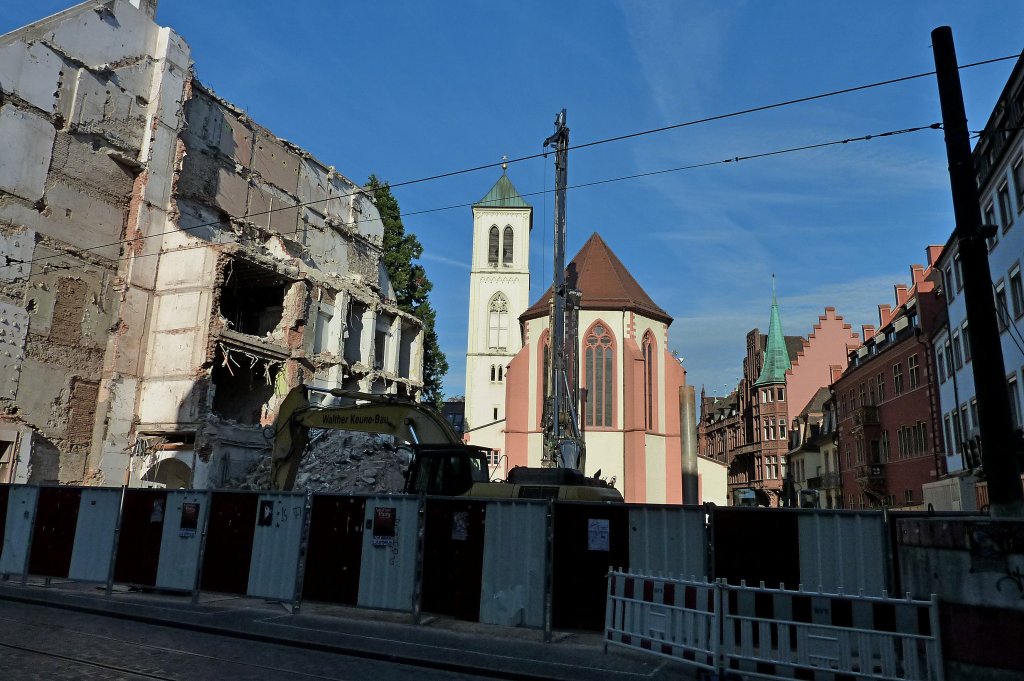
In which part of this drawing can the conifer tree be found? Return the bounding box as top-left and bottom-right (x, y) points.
(367, 175), (448, 406)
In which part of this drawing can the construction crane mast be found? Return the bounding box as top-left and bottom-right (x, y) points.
(541, 109), (585, 470)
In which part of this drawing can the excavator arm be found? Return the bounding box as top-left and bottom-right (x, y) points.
(269, 385), (461, 490)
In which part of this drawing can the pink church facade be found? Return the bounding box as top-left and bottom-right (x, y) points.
(503, 234), (688, 503)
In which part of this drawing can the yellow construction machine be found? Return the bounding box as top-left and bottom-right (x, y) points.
(268, 385), (623, 502)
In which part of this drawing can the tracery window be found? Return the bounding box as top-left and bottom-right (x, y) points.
(502, 226), (514, 265)
(642, 331), (655, 430)
(487, 293), (509, 350)
(584, 323), (614, 427)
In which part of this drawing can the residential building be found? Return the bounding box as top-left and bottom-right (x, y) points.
(504, 233), (701, 503)
(699, 298), (859, 507)
(834, 253), (946, 509)
(0, 1), (423, 487)
(785, 387), (834, 508)
(933, 54), (1024, 478)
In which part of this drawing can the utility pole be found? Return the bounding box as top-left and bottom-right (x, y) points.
(542, 109), (585, 469)
(932, 26), (1024, 517)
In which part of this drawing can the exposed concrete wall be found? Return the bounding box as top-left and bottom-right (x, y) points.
(1, 1), (424, 489)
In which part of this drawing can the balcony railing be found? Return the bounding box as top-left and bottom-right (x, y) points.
(852, 406), (879, 428)
(855, 463), (886, 492)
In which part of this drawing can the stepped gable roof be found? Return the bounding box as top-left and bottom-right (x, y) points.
(473, 171), (531, 209)
(754, 291), (792, 386)
(521, 233), (672, 324)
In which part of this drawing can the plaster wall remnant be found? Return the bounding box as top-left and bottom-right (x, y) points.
(0, 0), (425, 489)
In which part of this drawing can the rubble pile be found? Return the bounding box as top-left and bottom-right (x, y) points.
(229, 430), (412, 494)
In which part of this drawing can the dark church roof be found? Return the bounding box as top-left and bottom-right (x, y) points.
(521, 233), (672, 325)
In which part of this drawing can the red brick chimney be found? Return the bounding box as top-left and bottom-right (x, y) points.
(894, 284), (909, 306)
(862, 324), (876, 342)
(878, 304), (892, 327)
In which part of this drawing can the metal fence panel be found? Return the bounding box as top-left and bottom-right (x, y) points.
(798, 510), (888, 595)
(479, 500), (547, 628)
(68, 487), (121, 582)
(720, 582), (943, 681)
(712, 507), (800, 588)
(28, 486), (81, 578)
(155, 490), (209, 592)
(302, 494), (365, 605)
(0, 485), (37, 575)
(113, 489), (167, 587)
(246, 492), (305, 601)
(604, 571), (719, 673)
(357, 495), (419, 611)
(628, 505), (706, 578)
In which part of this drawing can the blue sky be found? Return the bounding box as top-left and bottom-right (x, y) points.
(5, 2), (1022, 403)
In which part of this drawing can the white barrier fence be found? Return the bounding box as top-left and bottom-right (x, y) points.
(605, 571), (944, 681)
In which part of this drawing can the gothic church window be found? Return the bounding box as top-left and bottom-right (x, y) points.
(584, 323), (614, 427)
(488, 293), (509, 350)
(642, 331), (655, 430)
(502, 226), (514, 265)
(488, 226), (499, 265)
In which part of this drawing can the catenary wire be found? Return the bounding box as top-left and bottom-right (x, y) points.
(0, 51), (1017, 273)
(2, 122), (942, 275)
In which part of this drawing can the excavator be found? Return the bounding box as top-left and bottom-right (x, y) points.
(268, 385), (623, 502)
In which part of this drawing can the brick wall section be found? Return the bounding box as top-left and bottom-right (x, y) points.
(67, 379), (99, 446)
(49, 278), (87, 346)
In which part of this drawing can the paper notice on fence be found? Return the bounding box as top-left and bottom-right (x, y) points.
(588, 518), (610, 551)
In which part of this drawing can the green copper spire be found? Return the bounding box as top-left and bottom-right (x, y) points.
(755, 278), (791, 386)
(473, 163), (530, 208)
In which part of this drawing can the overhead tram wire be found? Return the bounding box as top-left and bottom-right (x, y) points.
(0, 51), (1016, 274)
(4, 122), (943, 274)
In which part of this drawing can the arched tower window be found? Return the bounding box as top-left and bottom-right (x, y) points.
(502, 226), (514, 265)
(487, 293), (509, 350)
(642, 331), (656, 430)
(584, 322), (615, 427)
(488, 226), (499, 265)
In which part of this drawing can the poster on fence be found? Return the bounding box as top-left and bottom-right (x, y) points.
(452, 511), (469, 541)
(258, 500), (275, 526)
(179, 502), (199, 538)
(588, 518), (610, 551)
(373, 507), (396, 546)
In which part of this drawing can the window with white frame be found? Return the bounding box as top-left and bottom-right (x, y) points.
(954, 253), (964, 290)
(985, 203), (999, 249)
(996, 284), (1009, 331)
(937, 348), (946, 383)
(1013, 156), (1024, 210)
(1008, 374), (1021, 429)
(961, 323), (971, 363)
(487, 293), (509, 349)
(908, 354), (920, 388)
(952, 332), (963, 369)
(999, 182), (1014, 232)
(893, 362), (904, 395)
(876, 372), (885, 401)
(1011, 267), (1024, 318)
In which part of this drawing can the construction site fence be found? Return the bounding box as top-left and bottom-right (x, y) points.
(606, 570), (944, 681)
(0, 485), (979, 635)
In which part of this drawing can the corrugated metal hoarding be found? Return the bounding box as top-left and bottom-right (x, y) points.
(68, 487), (121, 582)
(246, 491), (305, 601)
(155, 490), (209, 591)
(798, 510), (887, 594)
(479, 499), (547, 628)
(628, 505), (707, 578)
(0, 485), (37, 575)
(357, 495), (419, 611)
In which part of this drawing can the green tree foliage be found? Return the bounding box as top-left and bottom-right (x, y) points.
(367, 175), (448, 406)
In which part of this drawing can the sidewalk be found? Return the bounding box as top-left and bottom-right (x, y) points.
(0, 578), (698, 681)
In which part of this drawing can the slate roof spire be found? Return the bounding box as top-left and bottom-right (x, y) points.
(473, 164), (530, 209)
(755, 276), (791, 385)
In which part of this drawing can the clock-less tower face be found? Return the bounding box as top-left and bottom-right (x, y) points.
(464, 172), (532, 459)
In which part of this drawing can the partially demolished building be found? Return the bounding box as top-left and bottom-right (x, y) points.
(0, 0), (424, 488)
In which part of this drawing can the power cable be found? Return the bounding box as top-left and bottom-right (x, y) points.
(2, 122), (942, 275)
(0, 51), (1017, 273)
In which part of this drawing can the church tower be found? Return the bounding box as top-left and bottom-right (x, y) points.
(464, 168), (532, 461)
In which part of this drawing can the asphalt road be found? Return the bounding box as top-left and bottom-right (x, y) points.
(0, 599), (502, 681)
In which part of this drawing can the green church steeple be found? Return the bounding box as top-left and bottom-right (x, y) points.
(755, 280), (791, 386)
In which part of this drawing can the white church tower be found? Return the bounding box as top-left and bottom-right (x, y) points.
(464, 167), (532, 464)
